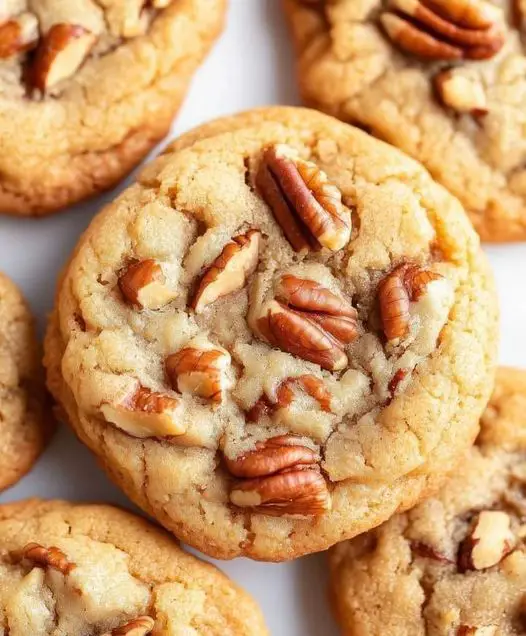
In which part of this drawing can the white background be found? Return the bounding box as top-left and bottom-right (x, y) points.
(0, 2), (525, 634)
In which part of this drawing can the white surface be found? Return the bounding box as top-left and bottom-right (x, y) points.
(0, 2), (524, 635)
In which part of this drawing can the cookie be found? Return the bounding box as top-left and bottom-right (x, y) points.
(0, 0), (226, 217)
(0, 499), (267, 635)
(44, 106), (498, 561)
(0, 272), (51, 491)
(329, 367), (526, 636)
(284, 0), (526, 242)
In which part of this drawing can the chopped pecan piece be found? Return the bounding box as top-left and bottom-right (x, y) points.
(457, 627), (497, 636)
(32, 23), (97, 92)
(119, 259), (177, 309)
(17, 543), (75, 575)
(434, 70), (488, 114)
(378, 263), (443, 341)
(411, 541), (454, 563)
(381, 0), (505, 61)
(106, 616), (155, 636)
(191, 229), (261, 313)
(101, 386), (184, 438)
(166, 346), (230, 403)
(256, 145), (351, 252)
(0, 13), (39, 58)
(225, 435), (331, 516)
(254, 275), (358, 371)
(458, 510), (515, 572)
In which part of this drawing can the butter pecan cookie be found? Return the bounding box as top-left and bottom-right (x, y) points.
(0, 0), (226, 217)
(0, 499), (267, 635)
(329, 367), (526, 636)
(284, 0), (526, 241)
(45, 106), (498, 561)
(0, 272), (51, 491)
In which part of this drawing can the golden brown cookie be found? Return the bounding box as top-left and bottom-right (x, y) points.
(330, 367), (526, 636)
(284, 0), (526, 242)
(0, 272), (51, 491)
(0, 0), (226, 217)
(0, 499), (267, 635)
(45, 106), (498, 561)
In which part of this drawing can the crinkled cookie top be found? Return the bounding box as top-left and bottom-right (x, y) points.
(48, 106), (498, 560)
(0, 272), (50, 491)
(0, 500), (267, 636)
(330, 367), (526, 636)
(284, 0), (526, 241)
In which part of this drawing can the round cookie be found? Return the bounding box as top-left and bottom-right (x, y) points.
(0, 0), (226, 217)
(284, 0), (526, 242)
(0, 272), (51, 491)
(45, 106), (498, 561)
(0, 499), (267, 635)
(329, 367), (526, 636)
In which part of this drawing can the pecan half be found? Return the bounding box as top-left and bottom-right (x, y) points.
(119, 259), (177, 309)
(378, 263), (443, 341)
(101, 386), (184, 438)
(254, 275), (358, 371)
(32, 24), (97, 92)
(256, 145), (351, 252)
(166, 346), (230, 403)
(225, 435), (331, 516)
(458, 510), (515, 572)
(17, 543), (75, 575)
(0, 13), (39, 58)
(191, 229), (261, 313)
(434, 70), (487, 115)
(105, 617), (155, 636)
(381, 0), (505, 61)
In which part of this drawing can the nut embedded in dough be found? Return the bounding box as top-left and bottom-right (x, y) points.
(17, 542), (75, 575)
(0, 13), (39, 59)
(31, 23), (97, 92)
(381, 0), (505, 61)
(104, 616), (155, 636)
(434, 70), (488, 114)
(457, 626), (498, 636)
(165, 346), (231, 403)
(119, 259), (177, 310)
(256, 144), (351, 252)
(191, 229), (261, 314)
(225, 435), (331, 516)
(101, 386), (184, 438)
(458, 510), (515, 571)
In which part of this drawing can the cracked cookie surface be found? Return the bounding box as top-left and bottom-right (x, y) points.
(0, 0), (226, 217)
(284, 0), (526, 242)
(44, 106), (498, 561)
(0, 272), (51, 491)
(329, 367), (526, 636)
(0, 499), (267, 635)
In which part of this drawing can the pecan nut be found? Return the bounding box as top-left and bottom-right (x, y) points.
(0, 13), (39, 59)
(378, 263), (443, 341)
(17, 543), (75, 575)
(256, 144), (351, 252)
(253, 275), (358, 371)
(225, 435), (331, 516)
(191, 229), (261, 313)
(166, 346), (231, 403)
(32, 24), (97, 92)
(457, 626), (497, 636)
(458, 510), (515, 572)
(101, 386), (184, 438)
(119, 259), (177, 309)
(381, 0), (505, 61)
(105, 617), (155, 636)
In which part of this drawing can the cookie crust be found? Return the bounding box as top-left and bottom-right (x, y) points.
(283, 0), (526, 242)
(45, 106), (498, 561)
(0, 499), (267, 635)
(0, 0), (226, 217)
(0, 272), (51, 491)
(329, 367), (526, 636)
